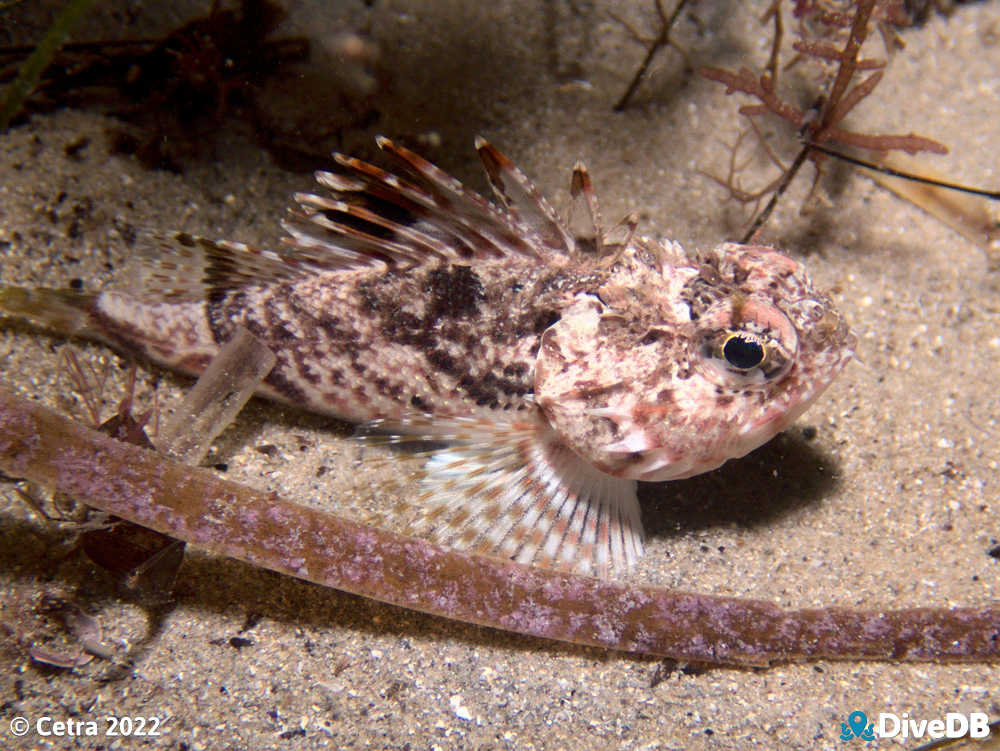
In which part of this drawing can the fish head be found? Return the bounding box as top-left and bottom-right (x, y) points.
(534, 241), (856, 481)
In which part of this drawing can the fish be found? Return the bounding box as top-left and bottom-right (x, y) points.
(0, 136), (856, 577)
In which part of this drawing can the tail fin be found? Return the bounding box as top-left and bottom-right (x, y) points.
(0, 286), (99, 336)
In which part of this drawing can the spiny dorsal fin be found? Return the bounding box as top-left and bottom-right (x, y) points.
(568, 161), (603, 255)
(281, 137), (574, 272)
(133, 139), (579, 297)
(362, 412), (644, 579)
(474, 137), (574, 254)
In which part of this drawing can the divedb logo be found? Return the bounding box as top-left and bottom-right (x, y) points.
(840, 710), (992, 742)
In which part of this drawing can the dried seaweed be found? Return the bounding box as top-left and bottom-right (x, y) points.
(0, 0), (96, 131)
(12, 328), (276, 604)
(0, 0), (311, 171)
(1, 382), (997, 666)
(611, 0), (692, 111)
(613, 1), (972, 240)
(839, 148), (1000, 263)
(698, 0), (956, 239)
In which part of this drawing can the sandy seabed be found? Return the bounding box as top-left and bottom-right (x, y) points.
(1, 1), (998, 749)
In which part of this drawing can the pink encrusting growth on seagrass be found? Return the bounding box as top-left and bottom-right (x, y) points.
(1, 384), (997, 667)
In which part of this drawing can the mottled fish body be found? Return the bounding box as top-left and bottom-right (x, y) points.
(1, 137), (855, 577)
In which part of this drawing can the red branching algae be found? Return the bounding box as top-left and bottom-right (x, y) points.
(1, 383), (997, 666)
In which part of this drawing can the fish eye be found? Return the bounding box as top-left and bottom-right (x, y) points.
(721, 332), (765, 370)
(701, 327), (789, 384)
(692, 297), (798, 388)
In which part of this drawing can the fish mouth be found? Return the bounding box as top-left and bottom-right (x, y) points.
(631, 338), (856, 484)
(746, 337), (857, 435)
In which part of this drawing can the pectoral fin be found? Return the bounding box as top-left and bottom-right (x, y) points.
(368, 413), (644, 578)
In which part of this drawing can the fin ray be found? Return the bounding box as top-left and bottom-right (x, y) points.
(130, 139), (576, 296)
(475, 137), (574, 254)
(282, 138), (568, 271)
(370, 413), (643, 578)
(126, 232), (294, 302)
